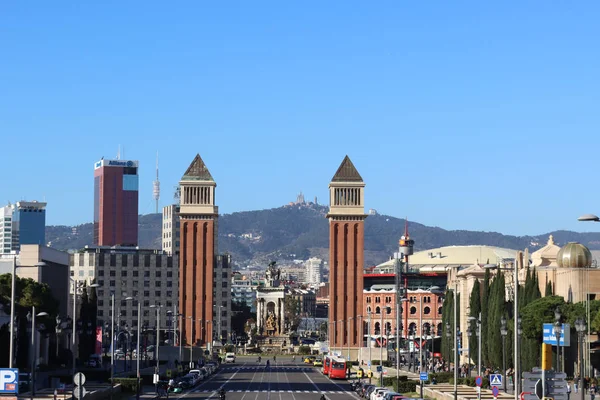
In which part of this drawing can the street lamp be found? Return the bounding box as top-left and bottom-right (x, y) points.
(188, 316), (195, 368)
(149, 304), (163, 374)
(500, 316), (508, 393)
(8, 259), (46, 368)
(554, 307), (562, 372)
(575, 318), (586, 400)
(70, 279), (100, 376)
(27, 306), (48, 399)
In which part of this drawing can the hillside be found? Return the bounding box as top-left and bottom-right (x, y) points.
(45, 204), (600, 267)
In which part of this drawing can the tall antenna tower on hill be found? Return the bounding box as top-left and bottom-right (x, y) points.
(153, 152), (160, 213)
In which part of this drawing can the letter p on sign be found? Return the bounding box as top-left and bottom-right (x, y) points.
(0, 369), (18, 393)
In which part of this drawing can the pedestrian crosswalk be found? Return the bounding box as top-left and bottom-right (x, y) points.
(225, 367), (316, 372)
(192, 389), (350, 394)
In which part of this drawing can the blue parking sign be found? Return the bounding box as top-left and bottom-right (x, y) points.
(376, 366), (383, 372)
(0, 369), (19, 394)
(420, 372), (429, 381)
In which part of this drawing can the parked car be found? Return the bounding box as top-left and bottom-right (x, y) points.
(225, 353), (236, 363)
(370, 387), (388, 400)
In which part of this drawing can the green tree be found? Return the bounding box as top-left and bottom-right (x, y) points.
(486, 273), (505, 369)
(468, 279), (481, 367)
(481, 268), (491, 365)
(284, 297), (302, 332)
(0, 274), (59, 368)
(441, 290), (453, 361)
(231, 300), (256, 338)
(545, 280), (553, 297)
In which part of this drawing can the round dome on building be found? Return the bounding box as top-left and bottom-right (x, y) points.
(556, 242), (592, 268)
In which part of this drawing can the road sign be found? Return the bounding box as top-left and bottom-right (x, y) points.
(73, 372), (86, 387)
(521, 392), (532, 400)
(0, 369), (19, 394)
(376, 366), (383, 372)
(490, 374), (503, 386)
(475, 376), (483, 387)
(420, 372), (429, 381)
(542, 323), (570, 347)
(73, 387), (87, 399)
(492, 386), (500, 398)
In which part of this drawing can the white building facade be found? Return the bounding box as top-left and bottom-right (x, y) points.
(162, 204), (180, 256)
(305, 257), (323, 286)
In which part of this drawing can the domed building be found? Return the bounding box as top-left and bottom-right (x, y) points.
(540, 241), (596, 303)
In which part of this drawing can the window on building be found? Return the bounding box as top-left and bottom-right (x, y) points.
(133, 254), (139, 266)
(110, 254), (116, 266)
(110, 270), (116, 277)
(375, 296), (381, 303)
(166, 291), (172, 297)
(98, 290), (104, 296)
(366, 297), (371, 303)
(156, 271), (161, 278)
(144, 291), (150, 297)
(143, 300), (150, 307)
(143, 310), (149, 317)
(98, 310), (103, 316)
(98, 270), (104, 277)
(79, 254), (84, 267)
(155, 291), (161, 297)
(144, 271), (150, 277)
(99, 254), (105, 267)
(88, 270), (94, 276)
(386, 306), (391, 314)
(70, 270), (74, 276)
(122, 254), (128, 266)
(78, 270), (84, 277)
(156, 281), (161, 287)
(121, 280), (126, 287)
(144, 281), (150, 287)
(222, 291), (227, 298)
(410, 306), (417, 315)
(166, 281), (172, 287)
(109, 280), (115, 287)
(133, 290), (138, 296)
(222, 321), (228, 327)
(167, 271), (172, 278)
(438, 307), (443, 315)
(98, 300), (104, 306)
(166, 301), (172, 307)
(222, 272), (228, 279)
(222, 301), (227, 306)
(424, 306), (431, 315)
(167, 257), (173, 268)
(132, 319), (138, 327)
(132, 309), (138, 317)
(144, 255), (151, 267)
(121, 271), (127, 277)
(375, 306), (381, 314)
(133, 271), (138, 277)
(133, 280), (138, 286)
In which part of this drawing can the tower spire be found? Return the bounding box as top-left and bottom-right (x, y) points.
(153, 152), (160, 214)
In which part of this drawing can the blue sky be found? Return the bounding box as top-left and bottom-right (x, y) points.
(1, 1), (599, 236)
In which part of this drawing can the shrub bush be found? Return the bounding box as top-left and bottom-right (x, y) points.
(298, 346), (311, 355)
(393, 380), (418, 393)
(112, 378), (139, 392)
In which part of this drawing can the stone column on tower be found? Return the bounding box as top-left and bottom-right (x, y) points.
(327, 155), (367, 355)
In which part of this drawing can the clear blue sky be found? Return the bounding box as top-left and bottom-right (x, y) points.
(2, 1), (599, 236)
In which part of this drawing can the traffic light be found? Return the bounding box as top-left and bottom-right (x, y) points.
(541, 343), (552, 370)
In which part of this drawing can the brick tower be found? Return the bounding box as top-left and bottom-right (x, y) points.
(327, 155), (366, 354)
(179, 154), (218, 347)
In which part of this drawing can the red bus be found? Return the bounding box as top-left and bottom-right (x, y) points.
(328, 357), (347, 379)
(323, 356), (331, 375)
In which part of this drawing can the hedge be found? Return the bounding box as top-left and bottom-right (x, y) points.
(298, 346), (311, 355)
(370, 360), (393, 367)
(394, 380), (418, 393)
(112, 378), (139, 392)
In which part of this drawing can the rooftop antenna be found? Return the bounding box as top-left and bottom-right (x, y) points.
(117, 145), (121, 160)
(153, 152), (161, 214)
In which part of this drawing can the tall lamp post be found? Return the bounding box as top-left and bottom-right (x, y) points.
(27, 306), (48, 399)
(554, 307), (562, 372)
(188, 317), (195, 368)
(8, 259), (46, 368)
(347, 317), (353, 360)
(500, 316), (508, 393)
(150, 304), (163, 375)
(468, 313), (482, 400)
(575, 318), (586, 400)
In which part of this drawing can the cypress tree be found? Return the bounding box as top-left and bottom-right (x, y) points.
(78, 284), (89, 360)
(468, 279), (482, 367)
(441, 291), (453, 361)
(481, 268), (491, 365)
(88, 279), (98, 357)
(545, 280), (553, 297)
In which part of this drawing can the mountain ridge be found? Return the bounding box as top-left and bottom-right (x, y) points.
(45, 204), (600, 266)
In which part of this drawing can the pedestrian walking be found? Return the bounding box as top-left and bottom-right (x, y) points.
(567, 381), (572, 400)
(574, 376), (579, 393)
(591, 383), (597, 400)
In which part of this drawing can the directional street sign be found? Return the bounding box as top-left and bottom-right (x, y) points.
(420, 372), (429, 381)
(492, 386), (500, 398)
(520, 391), (531, 400)
(490, 374), (503, 387)
(522, 370), (568, 400)
(475, 376), (483, 387)
(73, 387), (87, 399)
(73, 373), (86, 387)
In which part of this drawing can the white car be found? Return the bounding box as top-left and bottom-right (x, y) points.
(224, 353), (236, 363)
(370, 387), (388, 400)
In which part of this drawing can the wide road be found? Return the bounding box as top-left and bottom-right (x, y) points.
(170, 356), (361, 400)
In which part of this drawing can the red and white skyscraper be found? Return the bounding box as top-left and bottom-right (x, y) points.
(93, 159), (139, 246)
